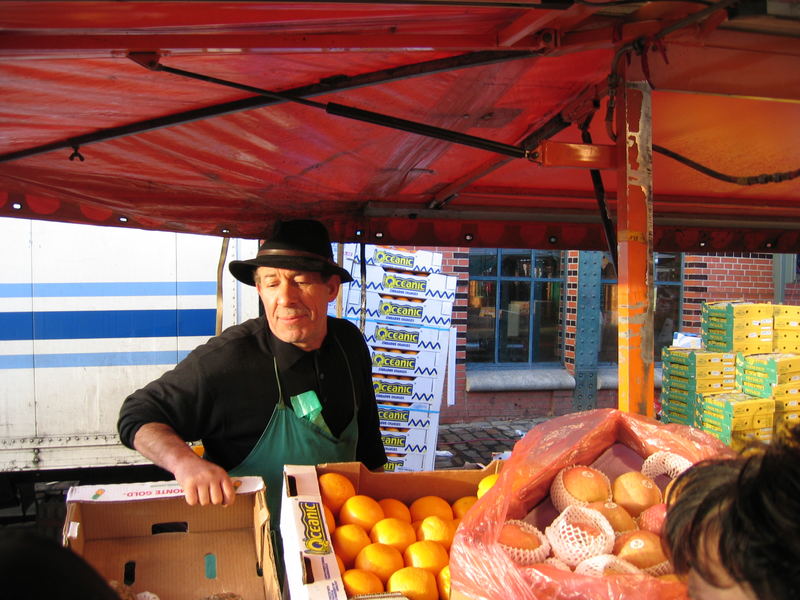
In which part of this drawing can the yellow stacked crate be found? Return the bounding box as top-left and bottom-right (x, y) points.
(661, 347), (736, 427)
(697, 391), (775, 450)
(773, 304), (800, 354)
(701, 301), (773, 354)
(738, 352), (800, 440)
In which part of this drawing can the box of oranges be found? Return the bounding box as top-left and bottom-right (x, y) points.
(280, 461), (503, 600)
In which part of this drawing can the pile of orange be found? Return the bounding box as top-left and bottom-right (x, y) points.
(318, 472), (480, 600)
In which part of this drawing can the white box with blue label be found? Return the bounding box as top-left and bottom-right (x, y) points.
(373, 374), (440, 405)
(378, 399), (440, 429)
(380, 422), (434, 454)
(370, 345), (446, 380)
(342, 290), (453, 329)
(339, 244), (443, 274)
(346, 264), (456, 303)
(383, 450), (433, 472)
(357, 319), (451, 353)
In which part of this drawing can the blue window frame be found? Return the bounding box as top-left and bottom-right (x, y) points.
(467, 249), (564, 365)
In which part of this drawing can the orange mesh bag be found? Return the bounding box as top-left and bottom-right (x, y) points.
(450, 408), (733, 600)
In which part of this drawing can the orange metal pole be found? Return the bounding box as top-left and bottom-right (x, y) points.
(615, 71), (655, 417)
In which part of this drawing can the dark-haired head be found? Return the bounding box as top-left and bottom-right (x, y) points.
(664, 425), (800, 600)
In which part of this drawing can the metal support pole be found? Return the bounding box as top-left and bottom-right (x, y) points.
(573, 251), (603, 411)
(616, 73), (655, 417)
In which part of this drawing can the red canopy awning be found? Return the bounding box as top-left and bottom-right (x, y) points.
(1, 1), (799, 251)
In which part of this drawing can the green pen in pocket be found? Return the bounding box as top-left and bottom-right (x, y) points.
(289, 390), (332, 435)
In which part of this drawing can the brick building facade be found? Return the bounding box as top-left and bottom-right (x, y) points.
(396, 248), (799, 424)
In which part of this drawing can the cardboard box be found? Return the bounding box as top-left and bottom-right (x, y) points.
(63, 477), (280, 600)
(373, 374), (439, 404)
(281, 461), (504, 600)
(702, 301), (773, 321)
(342, 291), (453, 330)
(370, 346), (446, 379)
(341, 243), (443, 274)
(378, 400), (440, 429)
(380, 423), (434, 454)
(661, 347), (735, 366)
(347, 265), (457, 302)
(356, 319), (451, 353)
(383, 450), (434, 472)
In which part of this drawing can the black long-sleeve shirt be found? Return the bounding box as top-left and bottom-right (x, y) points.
(118, 316), (387, 470)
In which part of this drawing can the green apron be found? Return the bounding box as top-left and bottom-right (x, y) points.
(228, 336), (359, 582)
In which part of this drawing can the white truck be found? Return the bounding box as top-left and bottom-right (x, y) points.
(0, 217), (258, 525)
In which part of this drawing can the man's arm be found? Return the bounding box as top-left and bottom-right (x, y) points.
(133, 422), (236, 506)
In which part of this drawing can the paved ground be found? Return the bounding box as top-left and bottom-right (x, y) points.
(434, 417), (550, 469)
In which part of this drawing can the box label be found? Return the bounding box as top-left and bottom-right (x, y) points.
(298, 500), (333, 555)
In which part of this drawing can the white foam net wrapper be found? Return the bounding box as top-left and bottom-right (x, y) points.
(574, 554), (643, 577)
(544, 556), (572, 572)
(641, 451), (693, 480)
(643, 559), (674, 578)
(498, 519), (551, 566)
(550, 466), (612, 513)
(545, 505), (615, 567)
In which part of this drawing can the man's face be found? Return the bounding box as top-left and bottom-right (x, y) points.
(255, 267), (340, 351)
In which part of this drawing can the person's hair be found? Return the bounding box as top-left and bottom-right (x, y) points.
(664, 425), (800, 599)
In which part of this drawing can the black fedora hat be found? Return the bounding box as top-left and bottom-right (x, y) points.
(229, 219), (353, 286)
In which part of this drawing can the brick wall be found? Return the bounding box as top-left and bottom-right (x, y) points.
(374, 246), (795, 424)
(681, 253), (776, 333)
(563, 251), (579, 375)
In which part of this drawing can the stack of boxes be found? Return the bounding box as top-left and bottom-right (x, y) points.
(661, 347), (736, 426)
(701, 301), (773, 354)
(738, 353), (800, 440)
(662, 302), (800, 450)
(696, 391), (774, 449)
(773, 304), (800, 353)
(330, 244), (456, 472)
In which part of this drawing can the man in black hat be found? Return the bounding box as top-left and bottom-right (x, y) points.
(118, 220), (386, 518)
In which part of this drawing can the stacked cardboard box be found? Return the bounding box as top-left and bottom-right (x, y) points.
(661, 347), (736, 426)
(773, 304), (800, 353)
(701, 301), (773, 354)
(62, 477), (280, 600)
(739, 352), (800, 439)
(695, 391), (775, 449)
(329, 244), (456, 471)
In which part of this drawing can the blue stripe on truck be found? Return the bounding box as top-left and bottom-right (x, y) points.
(0, 281), (217, 297)
(0, 309), (216, 340)
(0, 350), (193, 369)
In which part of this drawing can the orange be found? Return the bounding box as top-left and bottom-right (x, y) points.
(318, 472), (356, 514)
(437, 564), (451, 600)
(403, 540), (449, 575)
(370, 517), (417, 553)
(323, 504), (336, 534)
(410, 496), (453, 522)
(379, 497), (413, 522)
(416, 516), (454, 551)
(335, 553), (345, 575)
(340, 494), (386, 531)
(332, 523), (371, 568)
(387, 566), (439, 600)
(451, 495), (478, 519)
(355, 542), (405, 584)
(341, 568), (384, 597)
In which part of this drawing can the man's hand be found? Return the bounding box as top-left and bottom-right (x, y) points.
(173, 456), (236, 506)
(132, 422), (236, 506)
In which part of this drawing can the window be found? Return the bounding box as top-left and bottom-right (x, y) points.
(599, 252), (683, 363)
(467, 249), (563, 364)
